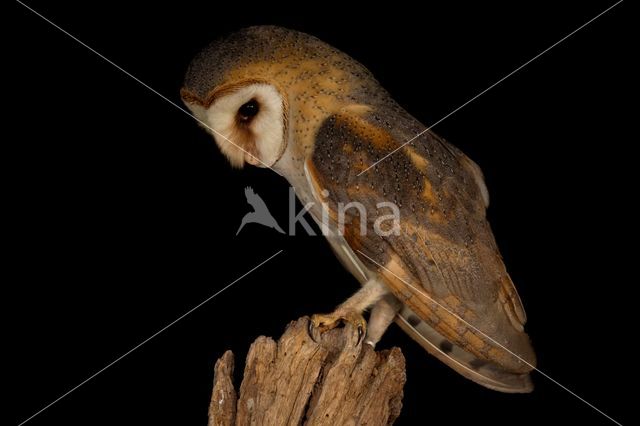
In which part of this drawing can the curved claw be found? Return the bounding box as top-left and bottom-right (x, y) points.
(356, 323), (365, 346)
(309, 311), (367, 345)
(307, 318), (320, 343)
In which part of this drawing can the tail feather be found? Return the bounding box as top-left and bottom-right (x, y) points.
(396, 305), (533, 393)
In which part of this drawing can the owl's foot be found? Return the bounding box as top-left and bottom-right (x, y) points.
(309, 310), (367, 345)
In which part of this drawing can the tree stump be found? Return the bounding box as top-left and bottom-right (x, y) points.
(208, 317), (406, 426)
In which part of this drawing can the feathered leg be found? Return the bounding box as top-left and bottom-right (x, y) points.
(364, 295), (402, 348)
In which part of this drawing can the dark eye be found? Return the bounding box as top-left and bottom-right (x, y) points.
(237, 99), (259, 122)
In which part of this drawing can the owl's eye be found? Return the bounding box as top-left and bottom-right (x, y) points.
(237, 99), (260, 122)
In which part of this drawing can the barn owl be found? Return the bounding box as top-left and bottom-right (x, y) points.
(181, 26), (536, 392)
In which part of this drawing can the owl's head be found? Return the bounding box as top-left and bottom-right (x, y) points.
(181, 26), (377, 169)
(180, 27), (296, 168)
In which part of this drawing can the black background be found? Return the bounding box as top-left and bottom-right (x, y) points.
(10, 1), (633, 425)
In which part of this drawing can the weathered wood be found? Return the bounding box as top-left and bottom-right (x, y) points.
(208, 317), (406, 426)
(209, 350), (237, 426)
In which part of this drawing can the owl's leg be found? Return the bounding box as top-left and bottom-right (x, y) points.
(310, 279), (388, 343)
(364, 295), (402, 348)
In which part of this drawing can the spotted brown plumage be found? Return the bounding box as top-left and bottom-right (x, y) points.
(305, 109), (535, 379)
(181, 25), (536, 392)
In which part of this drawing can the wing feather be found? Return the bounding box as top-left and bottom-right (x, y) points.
(306, 109), (536, 379)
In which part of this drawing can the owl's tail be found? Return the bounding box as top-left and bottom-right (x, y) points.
(396, 305), (534, 393)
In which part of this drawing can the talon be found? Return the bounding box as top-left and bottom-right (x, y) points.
(309, 311), (367, 344)
(308, 319), (317, 342)
(357, 324), (365, 346)
(310, 313), (336, 333)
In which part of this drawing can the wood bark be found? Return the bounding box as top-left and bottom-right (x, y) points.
(208, 317), (406, 426)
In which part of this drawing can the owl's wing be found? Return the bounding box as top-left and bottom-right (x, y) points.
(305, 110), (536, 391)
